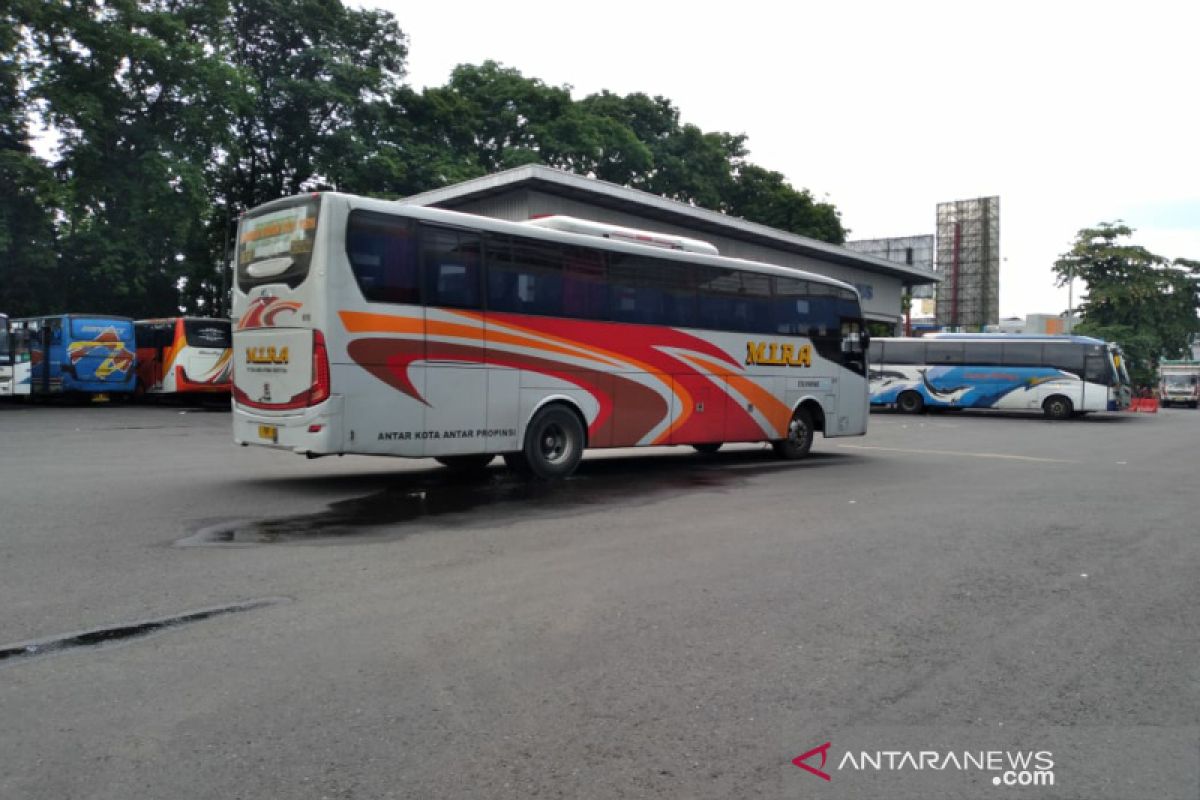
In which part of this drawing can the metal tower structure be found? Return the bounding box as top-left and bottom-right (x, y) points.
(935, 197), (999, 330)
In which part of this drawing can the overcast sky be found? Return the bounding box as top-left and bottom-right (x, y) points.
(361, 0), (1199, 317)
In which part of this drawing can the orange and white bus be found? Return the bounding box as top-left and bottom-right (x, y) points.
(134, 317), (232, 396)
(231, 193), (869, 478)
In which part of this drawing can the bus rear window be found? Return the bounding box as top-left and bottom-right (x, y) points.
(184, 320), (232, 348)
(237, 197), (321, 291)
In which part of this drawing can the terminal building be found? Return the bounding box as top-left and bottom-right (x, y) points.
(403, 165), (939, 333)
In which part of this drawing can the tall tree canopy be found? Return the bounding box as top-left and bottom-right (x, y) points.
(4, 2), (845, 318)
(1053, 222), (1200, 386)
(0, 1), (60, 317)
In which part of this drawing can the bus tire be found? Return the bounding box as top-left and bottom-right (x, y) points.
(771, 407), (815, 460)
(692, 443), (722, 454)
(1043, 395), (1073, 420)
(435, 454), (495, 472)
(897, 391), (924, 414)
(516, 404), (585, 480)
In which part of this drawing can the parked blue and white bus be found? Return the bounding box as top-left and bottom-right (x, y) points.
(0, 313), (11, 396)
(869, 334), (1130, 419)
(12, 314), (137, 397)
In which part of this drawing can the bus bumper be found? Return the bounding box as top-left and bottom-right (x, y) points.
(233, 395), (344, 455)
(175, 365), (232, 393)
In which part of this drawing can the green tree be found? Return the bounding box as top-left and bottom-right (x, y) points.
(0, 3), (61, 316)
(22, 0), (239, 316)
(1053, 222), (1200, 385)
(219, 0), (407, 206)
(407, 68), (847, 243)
(204, 0), (408, 311)
(724, 164), (845, 244)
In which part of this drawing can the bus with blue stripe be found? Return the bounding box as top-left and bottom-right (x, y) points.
(869, 334), (1130, 419)
(12, 314), (137, 397)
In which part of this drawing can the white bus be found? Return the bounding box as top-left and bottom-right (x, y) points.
(869, 333), (1130, 419)
(0, 312), (10, 396)
(231, 193), (870, 478)
(135, 317), (232, 396)
(0, 313), (32, 398)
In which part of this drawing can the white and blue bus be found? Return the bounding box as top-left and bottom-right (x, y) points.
(0, 312), (10, 396)
(0, 313), (31, 397)
(869, 334), (1130, 419)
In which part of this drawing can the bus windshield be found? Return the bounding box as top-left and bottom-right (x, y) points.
(184, 319), (232, 348)
(237, 196), (321, 292)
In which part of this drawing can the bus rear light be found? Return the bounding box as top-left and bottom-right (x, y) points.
(308, 424), (324, 433)
(310, 329), (330, 405)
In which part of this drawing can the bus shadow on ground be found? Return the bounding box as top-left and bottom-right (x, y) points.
(179, 449), (849, 547)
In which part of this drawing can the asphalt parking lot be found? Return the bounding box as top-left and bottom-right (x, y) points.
(1, 402), (1197, 799)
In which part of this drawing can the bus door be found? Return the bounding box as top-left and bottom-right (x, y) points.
(12, 326), (31, 395)
(836, 318), (868, 434)
(152, 324), (170, 389)
(39, 321), (56, 393)
(1084, 348), (1111, 410)
(135, 323), (168, 391)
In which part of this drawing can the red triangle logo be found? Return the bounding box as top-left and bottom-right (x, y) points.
(792, 741), (832, 781)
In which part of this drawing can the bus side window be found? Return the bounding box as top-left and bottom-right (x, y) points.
(562, 246), (607, 320)
(926, 342), (964, 365)
(737, 272), (773, 334)
(696, 266), (743, 332)
(346, 211), (419, 305)
(1002, 342), (1043, 366)
(422, 225), (482, 310)
(806, 283), (839, 340)
(487, 235), (564, 317)
(1043, 343), (1084, 376)
(772, 277), (812, 336)
(869, 340), (883, 367)
(886, 340), (925, 365)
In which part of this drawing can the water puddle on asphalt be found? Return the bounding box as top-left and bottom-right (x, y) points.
(177, 450), (834, 547)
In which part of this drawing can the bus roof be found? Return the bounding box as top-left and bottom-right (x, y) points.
(919, 333), (1110, 345)
(11, 313), (134, 323)
(299, 192), (861, 297)
(136, 316), (230, 324)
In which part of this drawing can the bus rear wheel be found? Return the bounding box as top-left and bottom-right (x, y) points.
(771, 408), (814, 460)
(435, 454), (495, 472)
(508, 404), (585, 480)
(1043, 395), (1073, 420)
(897, 391), (924, 414)
(692, 443), (723, 454)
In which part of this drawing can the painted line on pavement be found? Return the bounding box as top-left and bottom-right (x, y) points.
(837, 444), (1079, 464)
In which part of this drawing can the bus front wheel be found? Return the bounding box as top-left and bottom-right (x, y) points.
(509, 404), (585, 480)
(1043, 395), (1073, 420)
(435, 454), (495, 472)
(897, 391), (924, 414)
(771, 408), (814, 460)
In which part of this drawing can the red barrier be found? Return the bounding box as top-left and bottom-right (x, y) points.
(1130, 398), (1159, 413)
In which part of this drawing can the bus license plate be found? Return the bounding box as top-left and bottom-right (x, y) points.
(258, 424), (278, 443)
